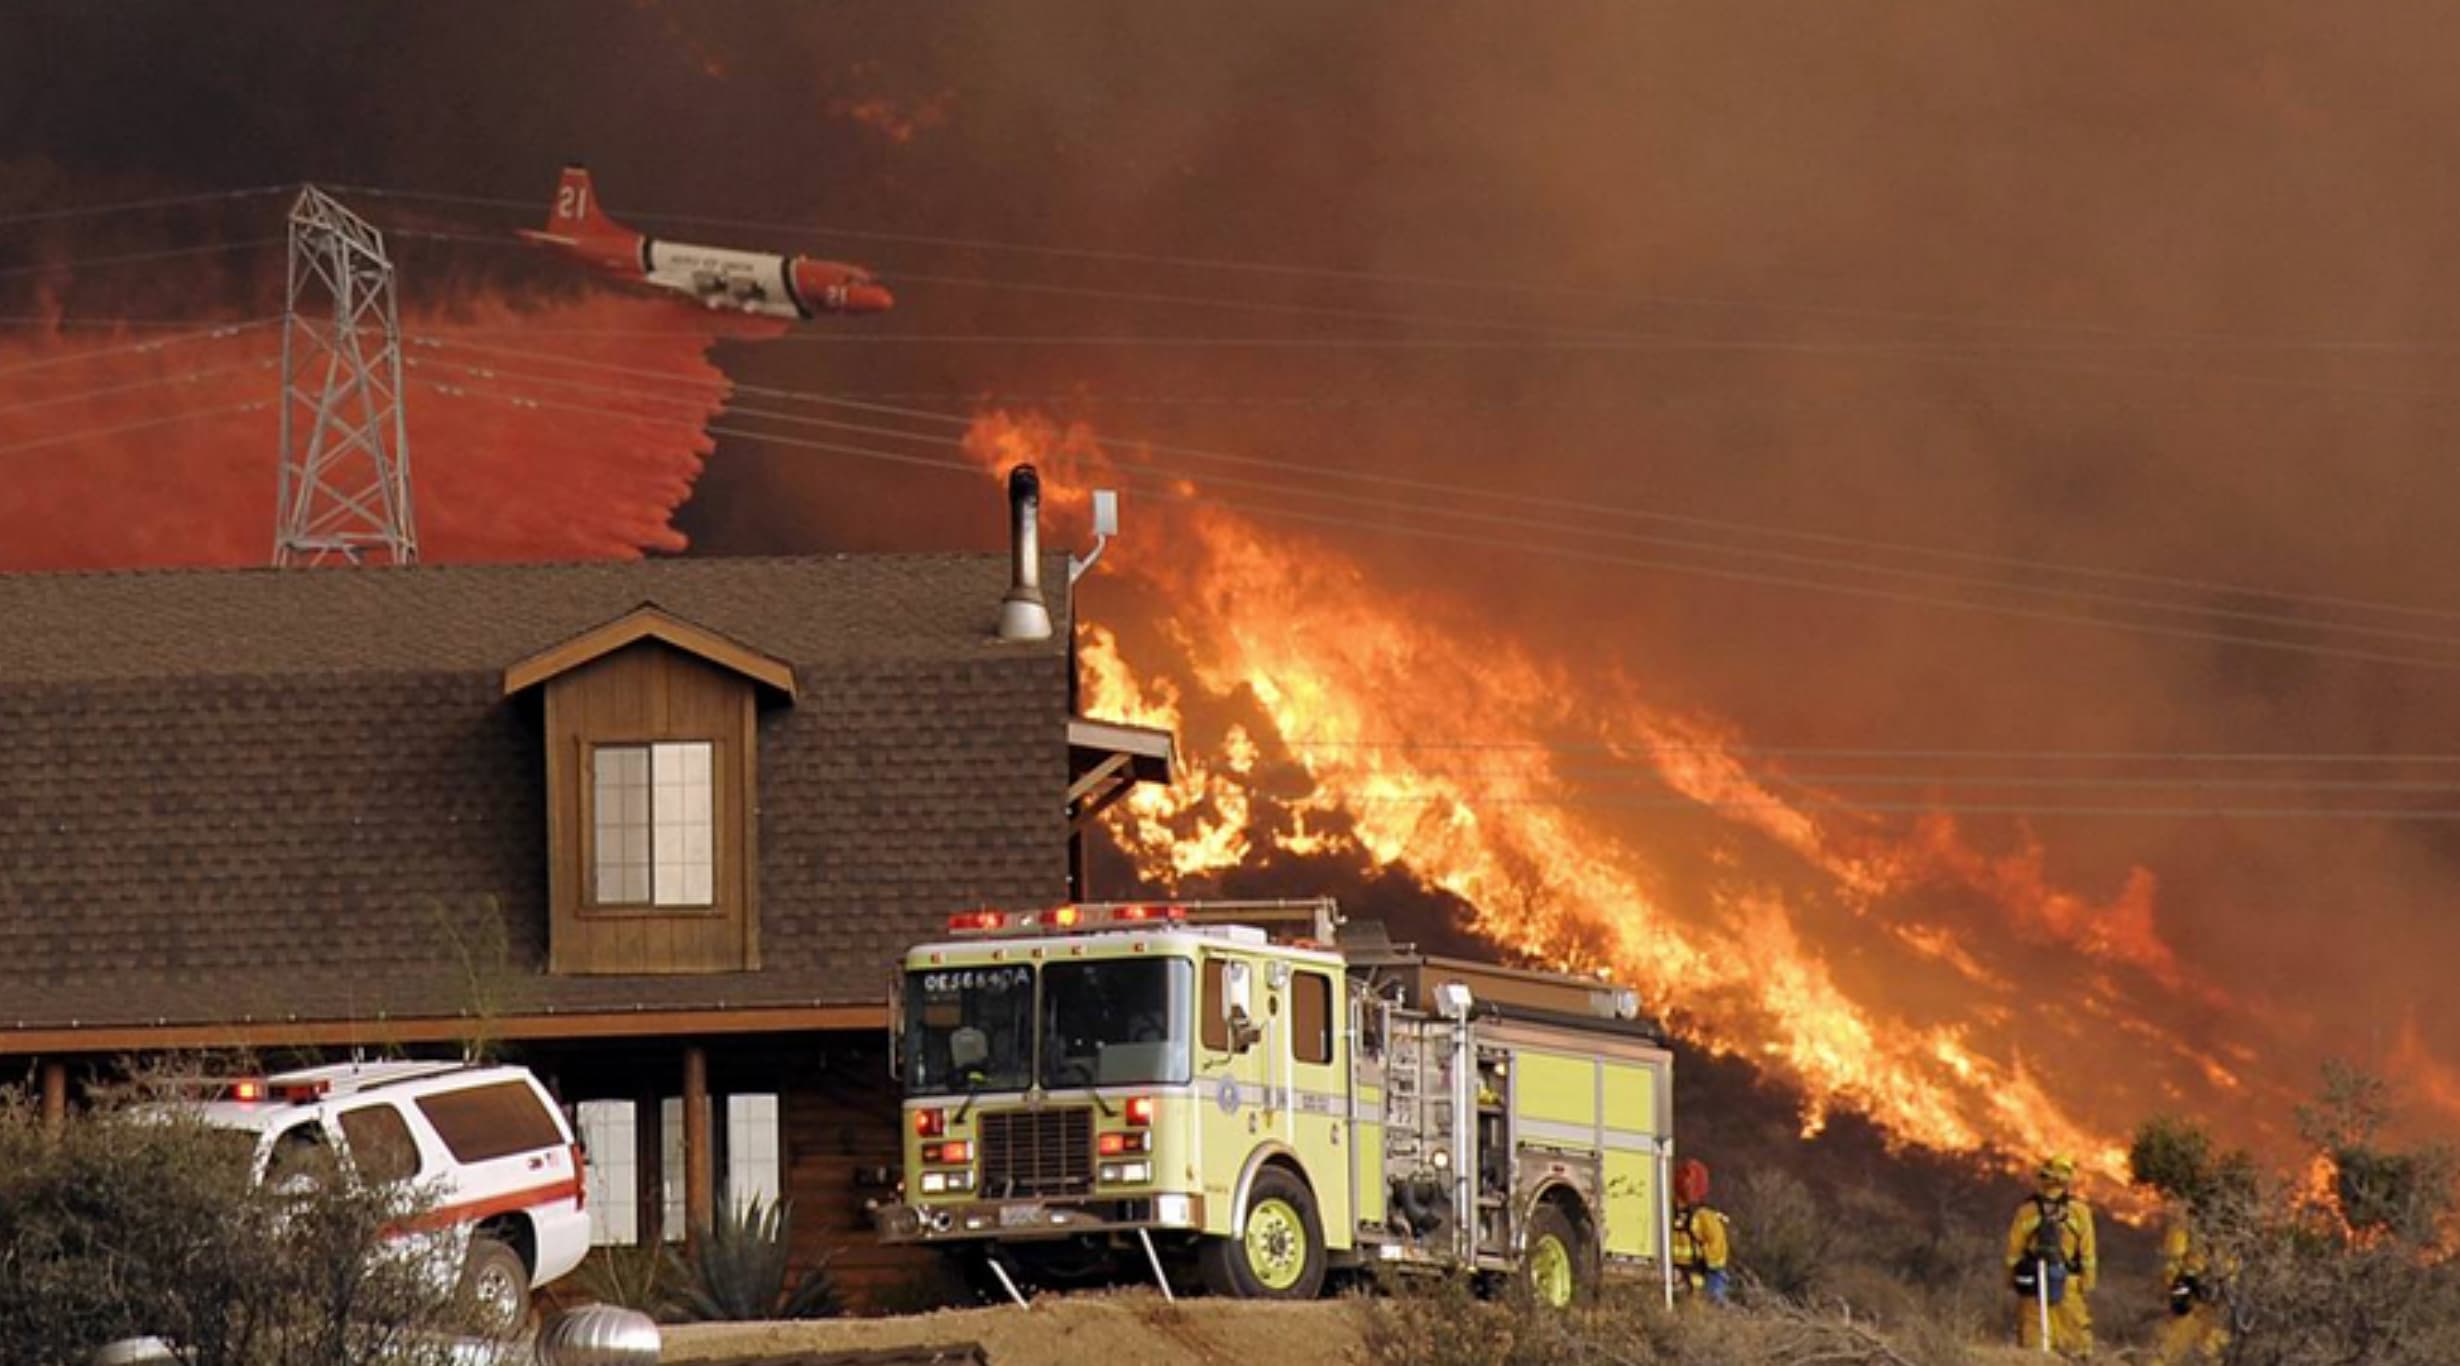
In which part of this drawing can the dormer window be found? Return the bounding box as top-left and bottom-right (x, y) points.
(504, 604), (798, 976)
(591, 741), (715, 908)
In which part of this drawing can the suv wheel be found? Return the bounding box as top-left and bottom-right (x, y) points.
(458, 1235), (532, 1339)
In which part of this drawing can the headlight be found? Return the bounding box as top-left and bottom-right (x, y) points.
(1099, 1160), (1152, 1185)
(920, 1171), (948, 1194)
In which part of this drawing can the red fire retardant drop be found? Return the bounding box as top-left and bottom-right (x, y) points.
(0, 293), (777, 569)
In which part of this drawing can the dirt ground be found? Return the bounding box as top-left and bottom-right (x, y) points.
(660, 1290), (1367, 1365)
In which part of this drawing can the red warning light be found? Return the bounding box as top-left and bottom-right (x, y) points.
(947, 910), (1008, 933)
(229, 1079), (265, 1102)
(1125, 1096), (1156, 1127)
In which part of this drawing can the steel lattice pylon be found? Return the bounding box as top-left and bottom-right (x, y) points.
(273, 185), (418, 566)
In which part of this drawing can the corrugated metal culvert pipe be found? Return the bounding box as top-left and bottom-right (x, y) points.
(535, 1303), (663, 1365)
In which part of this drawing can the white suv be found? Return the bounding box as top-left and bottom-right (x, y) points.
(184, 1060), (591, 1335)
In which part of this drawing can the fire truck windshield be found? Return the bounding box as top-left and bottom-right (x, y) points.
(902, 964), (1035, 1096)
(1040, 959), (1193, 1089)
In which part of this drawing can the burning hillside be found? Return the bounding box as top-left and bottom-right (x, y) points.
(964, 410), (2297, 1192)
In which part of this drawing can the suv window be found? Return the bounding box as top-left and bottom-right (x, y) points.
(265, 1120), (333, 1187)
(414, 1080), (565, 1164)
(337, 1103), (423, 1182)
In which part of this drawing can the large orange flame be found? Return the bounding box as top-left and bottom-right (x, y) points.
(970, 409), (2296, 1198)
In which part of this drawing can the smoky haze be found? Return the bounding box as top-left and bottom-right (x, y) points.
(5, 1), (2458, 1153)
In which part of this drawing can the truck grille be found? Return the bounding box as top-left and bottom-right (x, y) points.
(979, 1107), (1094, 1199)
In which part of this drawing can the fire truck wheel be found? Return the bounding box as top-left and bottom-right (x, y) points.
(1522, 1202), (1591, 1309)
(1203, 1166), (1327, 1299)
(457, 1235), (533, 1338)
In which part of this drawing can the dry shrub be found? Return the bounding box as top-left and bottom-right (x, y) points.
(0, 1069), (469, 1365)
(2128, 1063), (2460, 1366)
(1726, 1167), (1831, 1299)
(1360, 1272), (1981, 1366)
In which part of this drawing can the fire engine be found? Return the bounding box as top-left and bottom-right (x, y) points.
(873, 900), (1675, 1307)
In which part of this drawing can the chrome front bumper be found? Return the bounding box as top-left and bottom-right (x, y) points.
(873, 1192), (1205, 1244)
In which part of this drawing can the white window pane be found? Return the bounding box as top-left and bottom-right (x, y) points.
(595, 849), (646, 904)
(658, 741), (711, 784)
(681, 783), (711, 825)
(653, 862), (683, 907)
(654, 823), (684, 867)
(677, 860), (713, 906)
(680, 824), (711, 866)
(593, 746), (657, 906)
(653, 783), (684, 825)
(661, 1097), (685, 1243)
(725, 1093), (781, 1214)
(577, 1101), (639, 1246)
(599, 748), (645, 793)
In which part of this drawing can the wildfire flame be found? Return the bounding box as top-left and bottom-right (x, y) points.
(970, 409), (2293, 1195)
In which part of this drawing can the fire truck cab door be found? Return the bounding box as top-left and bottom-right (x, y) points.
(1284, 963), (1354, 1247)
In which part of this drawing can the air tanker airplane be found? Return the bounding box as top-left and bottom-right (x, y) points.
(517, 165), (893, 319)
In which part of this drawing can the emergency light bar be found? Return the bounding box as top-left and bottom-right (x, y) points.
(945, 903), (1189, 936)
(170, 1076), (331, 1104)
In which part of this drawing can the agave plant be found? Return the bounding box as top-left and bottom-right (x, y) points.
(666, 1195), (841, 1321)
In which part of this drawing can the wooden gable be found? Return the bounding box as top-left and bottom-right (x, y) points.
(507, 607), (796, 976)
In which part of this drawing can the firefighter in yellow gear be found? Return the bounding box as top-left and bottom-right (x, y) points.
(1669, 1157), (1732, 1304)
(2151, 1215), (2228, 1364)
(2006, 1154), (2096, 1356)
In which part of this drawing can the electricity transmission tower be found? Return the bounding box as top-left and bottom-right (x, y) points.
(272, 185), (418, 566)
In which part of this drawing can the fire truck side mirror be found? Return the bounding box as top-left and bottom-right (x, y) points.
(1228, 1005), (1263, 1054)
(1223, 961), (1263, 1054)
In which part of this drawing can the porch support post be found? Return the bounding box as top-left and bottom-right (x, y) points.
(40, 1060), (66, 1135)
(683, 1043), (714, 1238)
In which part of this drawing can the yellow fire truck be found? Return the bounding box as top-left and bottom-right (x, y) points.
(873, 900), (1675, 1307)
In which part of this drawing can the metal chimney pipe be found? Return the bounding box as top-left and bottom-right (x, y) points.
(998, 463), (1053, 641)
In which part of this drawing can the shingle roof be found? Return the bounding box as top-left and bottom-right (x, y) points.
(0, 554), (1067, 681)
(0, 555), (1075, 1035)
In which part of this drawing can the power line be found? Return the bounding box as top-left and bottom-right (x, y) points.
(0, 359), (276, 418)
(387, 220), (2460, 421)
(0, 238), (286, 281)
(410, 332), (2460, 633)
(413, 354), (2460, 672)
(338, 180), (2460, 352)
(412, 222), (2395, 363)
(0, 399), (270, 457)
(0, 322), (275, 380)
(1276, 739), (2460, 763)
(0, 186), (292, 231)
(0, 315), (276, 331)
(1347, 768), (2460, 794)
(1322, 792), (2460, 822)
